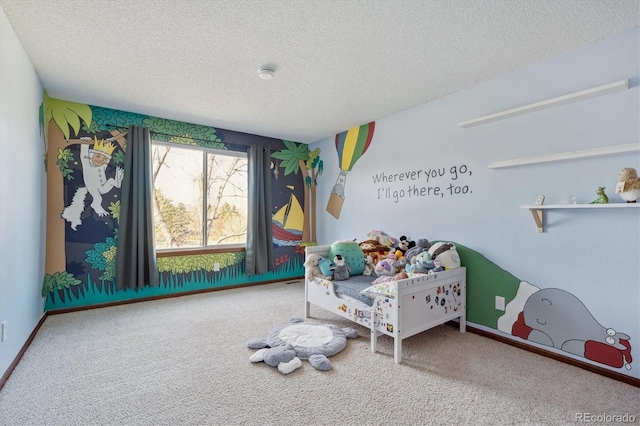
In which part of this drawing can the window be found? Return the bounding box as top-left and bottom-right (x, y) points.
(151, 141), (248, 250)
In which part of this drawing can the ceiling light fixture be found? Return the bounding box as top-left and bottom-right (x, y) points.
(258, 67), (275, 80)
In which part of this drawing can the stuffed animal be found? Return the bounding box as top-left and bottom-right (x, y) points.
(358, 239), (391, 262)
(589, 187), (609, 204)
(404, 238), (430, 264)
(428, 259), (443, 274)
(304, 253), (332, 282)
(374, 258), (398, 277)
(331, 254), (351, 281)
(407, 248), (453, 274)
(427, 242), (461, 270)
(395, 235), (415, 255)
(363, 255), (374, 276)
(367, 230), (397, 248)
(328, 240), (364, 275)
(318, 257), (335, 278)
(616, 167), (640, 203)
(407, 252), (436, 274)
(247, 317), (358, 374)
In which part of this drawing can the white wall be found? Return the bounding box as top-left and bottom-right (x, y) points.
(0, 6), (46, 379)
(312, 28), (639, 378)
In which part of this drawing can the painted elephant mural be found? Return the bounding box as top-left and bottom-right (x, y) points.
(498, 282), (632, 370)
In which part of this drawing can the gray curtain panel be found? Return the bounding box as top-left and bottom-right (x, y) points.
(246, 145), (274, 276)
(115, 125), (159, 289)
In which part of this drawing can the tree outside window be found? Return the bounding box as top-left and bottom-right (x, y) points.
(152, 142), (247, 250)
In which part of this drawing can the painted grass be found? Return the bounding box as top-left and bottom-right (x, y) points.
(45, 244), (523, 329)
(44, 259), (304, 311)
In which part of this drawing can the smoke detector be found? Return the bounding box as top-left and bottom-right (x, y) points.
(258, 67), (275, 80)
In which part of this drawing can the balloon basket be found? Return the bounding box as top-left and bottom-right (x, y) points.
(326, 193), (344, 219)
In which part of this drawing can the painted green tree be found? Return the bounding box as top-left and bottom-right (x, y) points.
(305, 148), (323, 242)
(43, 93), (93, 293)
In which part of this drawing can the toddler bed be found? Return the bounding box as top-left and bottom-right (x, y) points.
(304, 245), (466, 363)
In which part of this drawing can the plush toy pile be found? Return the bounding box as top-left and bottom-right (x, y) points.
(303, 232), (462, 301)
(363, 232), (460, 277)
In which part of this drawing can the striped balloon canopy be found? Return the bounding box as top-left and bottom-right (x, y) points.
(334, 122), (375, 171)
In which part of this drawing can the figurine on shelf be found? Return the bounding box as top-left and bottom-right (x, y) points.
(589, 187), (609, 204)
(615, 167), (640, 203)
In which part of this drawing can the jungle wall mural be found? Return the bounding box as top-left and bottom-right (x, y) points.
(42, 93), (318, 310)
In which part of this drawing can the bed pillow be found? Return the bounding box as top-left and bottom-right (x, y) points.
(360, 281), (396, 299)
(328, 240), (365, 275)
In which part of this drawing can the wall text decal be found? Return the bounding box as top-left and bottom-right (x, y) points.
(371, 164), (474, 203)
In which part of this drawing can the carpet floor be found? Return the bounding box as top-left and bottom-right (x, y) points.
(0, 280), (638, 425)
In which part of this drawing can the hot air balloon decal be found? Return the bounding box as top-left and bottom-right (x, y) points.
(326, 122), (375, 219)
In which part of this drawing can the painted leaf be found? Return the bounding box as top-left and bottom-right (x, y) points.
(42, 275), (54, 296)
(45, 94), (92, 141)
(62, 108), (82, 137)
(51, 109), (72, 140)
(109, 201), (120, 221)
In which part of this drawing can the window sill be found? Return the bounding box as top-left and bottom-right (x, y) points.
(156, 245), (246, 257)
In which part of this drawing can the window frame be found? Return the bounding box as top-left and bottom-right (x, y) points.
(151, 140), (248, 255)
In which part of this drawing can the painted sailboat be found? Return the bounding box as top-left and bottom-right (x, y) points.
(272, 186), (303, 243)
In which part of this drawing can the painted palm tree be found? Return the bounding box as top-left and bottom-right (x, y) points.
(272, 141), (311, 242)
(305, 148), (323, 243)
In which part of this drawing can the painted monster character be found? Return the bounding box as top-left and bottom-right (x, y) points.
(61, 137), (124, 230)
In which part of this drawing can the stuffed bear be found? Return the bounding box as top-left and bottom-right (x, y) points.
(304, 253), (332, 281)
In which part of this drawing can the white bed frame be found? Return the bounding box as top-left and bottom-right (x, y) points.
(304, 245), (466, 363)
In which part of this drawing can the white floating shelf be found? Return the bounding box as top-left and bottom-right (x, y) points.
(488, 143), (639, 169)
(459, 79), (629, 128)
(521, 203), (640, 210)
(521, 203), (639, 232)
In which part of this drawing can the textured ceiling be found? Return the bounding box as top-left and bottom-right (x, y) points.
(1, 0), (638, 144)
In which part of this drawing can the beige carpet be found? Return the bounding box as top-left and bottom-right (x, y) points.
(0, 280), (638, 426)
